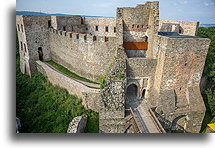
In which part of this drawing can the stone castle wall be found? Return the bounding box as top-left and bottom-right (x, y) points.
(16, 15), (31, 76)
(16, 15), (52, 76)
(49, 28), (117, 81)
(36, 61), (100, 112)
(159, 20), (199, 36)
(84, 17), (116, 37)
(152, 35), (210, 132)
(54, 16), (116, 37)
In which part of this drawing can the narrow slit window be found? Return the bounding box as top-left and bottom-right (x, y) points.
(70, 33), (72, 38)
(105, 37), (109, 42)
(81, 18), (84, 24)
(21, 24), (24, 32)
(84, 35), (87, 40)
(24, 43), (26, 52)
(114, 27), (116, 33)
(76, 34), (79, 39)
(105, 26), (108, 32)
(17, 24), (20, 32)
(95, 26), (98, 31)
(48, 20), (51, 28)
(20, 42), (23, 50)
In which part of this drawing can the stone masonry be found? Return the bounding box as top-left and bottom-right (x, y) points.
(16, 1), (211, 133)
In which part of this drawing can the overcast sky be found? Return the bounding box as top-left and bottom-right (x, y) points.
(16, 0), (215, 24)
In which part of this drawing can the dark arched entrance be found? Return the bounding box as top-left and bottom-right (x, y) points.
(38, 47), (44, 61)
(125, 84), (139, 109)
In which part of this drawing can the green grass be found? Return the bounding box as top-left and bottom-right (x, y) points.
(47, 61), (99, 85)
(16, 59), (99, 133)
(16, 34), (99, 133)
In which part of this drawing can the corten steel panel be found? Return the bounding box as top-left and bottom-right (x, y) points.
(123, 42), (148, 50)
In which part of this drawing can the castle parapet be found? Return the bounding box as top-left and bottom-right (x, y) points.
(49, 28), (115, 43)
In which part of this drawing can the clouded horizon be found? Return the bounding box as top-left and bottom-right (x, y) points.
(16, 0), (215, 24)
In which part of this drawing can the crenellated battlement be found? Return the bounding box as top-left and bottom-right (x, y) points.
(49, 28), (116, 43)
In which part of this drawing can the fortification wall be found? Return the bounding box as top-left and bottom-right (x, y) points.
(36, 61), (100, 112)
(126, 58), (157, 102)
(16, 15), (31, 76)
(56, 15), (85, 33)
(84, 17), (116, 37)
(159, 20), (199, 36)
(49, 28), (117, 81)
(19, 15), (52, 75)
(153, 35), (210, 133)
(117, 3), (151, 42)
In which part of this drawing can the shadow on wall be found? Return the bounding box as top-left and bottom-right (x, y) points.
(152, 109), (188, 133)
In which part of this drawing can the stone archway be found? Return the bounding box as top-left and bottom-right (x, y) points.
(125, 84), (139, 109)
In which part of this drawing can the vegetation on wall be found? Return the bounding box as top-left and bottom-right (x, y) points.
(47, 61), (99, 85)
(16, 36), (99, 133)
(197, 27), (215, 132)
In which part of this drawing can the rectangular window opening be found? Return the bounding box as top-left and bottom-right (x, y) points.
(105, 26), (108, 32)
(21, 24), (24, 32)
(114, 27), (116, 33)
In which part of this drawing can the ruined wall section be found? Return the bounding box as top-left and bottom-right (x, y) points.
(117, 3), (151, 42)
(154, 36), (210, 133)
(16, 15), (31, 76)
(99, 48), (128, 133)
(159, 20), (199, 36)
(56, 15), (86, 33)
(49, 28), (117, 81)
(23, 15), (52, 74)
(36, 61), (100, 112)
(84, 17), (116, 37)
(146, 1), (159, 58)
(51, 16), (57, 29)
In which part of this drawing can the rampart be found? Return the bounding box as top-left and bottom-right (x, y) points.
(159, 20), (199, 36)
(49, 28), (118, 81)
(36, 61), (100, 112)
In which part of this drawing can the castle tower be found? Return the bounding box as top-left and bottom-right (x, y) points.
(16, 15), (52, 76)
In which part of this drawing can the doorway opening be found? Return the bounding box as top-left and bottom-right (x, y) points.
(38, 47), (44, 61)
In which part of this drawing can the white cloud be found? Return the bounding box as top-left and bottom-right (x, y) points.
(204, 2), (209, 6)
(203, 2), (214, 7)
(180, 0), (188, 4)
